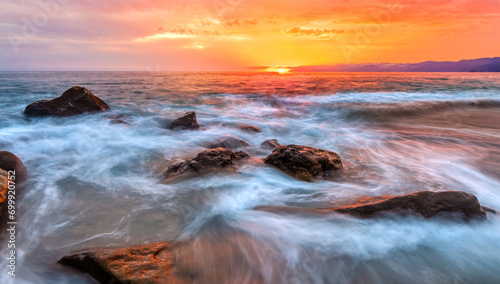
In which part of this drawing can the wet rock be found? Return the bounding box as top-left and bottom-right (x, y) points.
(481, 206), (496, 214)
(264, 144), (342, 182)
(58, 242), (173, 284)
(0, 151), (28, 183)
(260, 139), (280, 150)
(106, 114), (130, 125)
(233, 151), (251, 160)
(257, 191), (488, 220)
(206, 137), (249, 150)
(168, 111), (199, 130)
(24, 86), (110, 117)
(162, 148), (236, 182)
(332, 191), (486, 219)
(0, 170), (8, 218)
(238, 124), (261, 133)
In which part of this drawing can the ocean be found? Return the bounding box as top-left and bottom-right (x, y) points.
(1, 71), (500, 283)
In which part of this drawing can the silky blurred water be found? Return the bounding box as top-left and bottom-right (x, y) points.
(1, 71), (500, 283)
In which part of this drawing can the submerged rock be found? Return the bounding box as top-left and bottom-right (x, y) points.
(58, 242), (173, 284)
(0, 151), (28, 183)
(260, 139), (280, 150)
(168, 111), (199, 130)
(206, 136), (249, 150)
(264, 144), (342, 182)
(331, 191), (487, 219)
(162, 148), (236, 182)
(238, 124), (261, 133)
(256, 191), (489, 220)
(24, 86), (109, 117)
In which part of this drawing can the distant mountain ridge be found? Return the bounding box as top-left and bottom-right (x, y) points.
(291, 57), (500, 72)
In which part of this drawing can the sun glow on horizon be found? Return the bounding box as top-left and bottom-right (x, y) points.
(265, 67), (292, 74)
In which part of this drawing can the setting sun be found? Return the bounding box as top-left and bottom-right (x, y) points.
(265, 67), (291, 74)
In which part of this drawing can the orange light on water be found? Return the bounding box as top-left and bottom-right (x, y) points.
(265, 67), (291, 74)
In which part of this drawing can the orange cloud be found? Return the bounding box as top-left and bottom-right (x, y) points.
(1, 0), (499, 70)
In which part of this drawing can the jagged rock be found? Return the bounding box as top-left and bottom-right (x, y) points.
(24, 86), (109, 117)
(260, 139), (280, 150)
(168, 111), (199, 130)
(58, 242), (173, 284)
(162, 148), (236, 182)
(0, 151), (28, 183)
(264, 144), (342, 182)
(206, 137), (249, 150)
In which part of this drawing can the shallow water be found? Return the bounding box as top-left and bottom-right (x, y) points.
(1, 72), (500, 283)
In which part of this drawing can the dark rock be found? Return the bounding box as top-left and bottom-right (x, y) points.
(256, 191), (488, 220)
(481, 206), (496, 214)
(206, 137), (249, 150)
(162, 148), (236, 182)
(106, 114), (129, 125)
(264, 144), (342, 182)
(58, 242), (173, 284)
(233, 151), (251, 160)
(238, 124), (261, 133)
(0, 151), (28, 183)
(168, 111), (199, 130)
(331, 191), (486, 219)
(260, 139), (280, 150)
(24, 86), (109, 117)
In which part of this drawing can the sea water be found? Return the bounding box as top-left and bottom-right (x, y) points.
(0, 71), (500, 283)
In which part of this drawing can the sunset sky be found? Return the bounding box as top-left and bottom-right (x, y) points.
(1, 0), (499, 71)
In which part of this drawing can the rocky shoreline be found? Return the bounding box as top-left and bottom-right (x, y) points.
(4, 86), (497, 283)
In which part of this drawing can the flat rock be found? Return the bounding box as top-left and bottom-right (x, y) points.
(260, 139), (280, 150)
(264, 144), (342, 182)
(168, 111), (199, 130)
(206, 137), (249, 150)
(24, 86), (109, 117)
(162, 148), (236, 182)
(58, 242), (173, 284)
(0, 151), (28, 183)
(331, 191), (487, 219)
(256, 191), (489, 220)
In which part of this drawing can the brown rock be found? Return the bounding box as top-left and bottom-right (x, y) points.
(168, 111), (199, 130)
(256, 191), (490, 220)
(0, 169), (9, 217)
(260, 139), (280, 150)
(264, 144), (342, 182)
(24, 86), (110, 117)
(58, 242), (173, 284)
(238, 124), (261, 133)
(233, 151), (251, 160)
(206, 137), (249, 150)
(0, 151), (28, 183)
(331, 191), (487, 219)
(162, 148), (236, 182)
